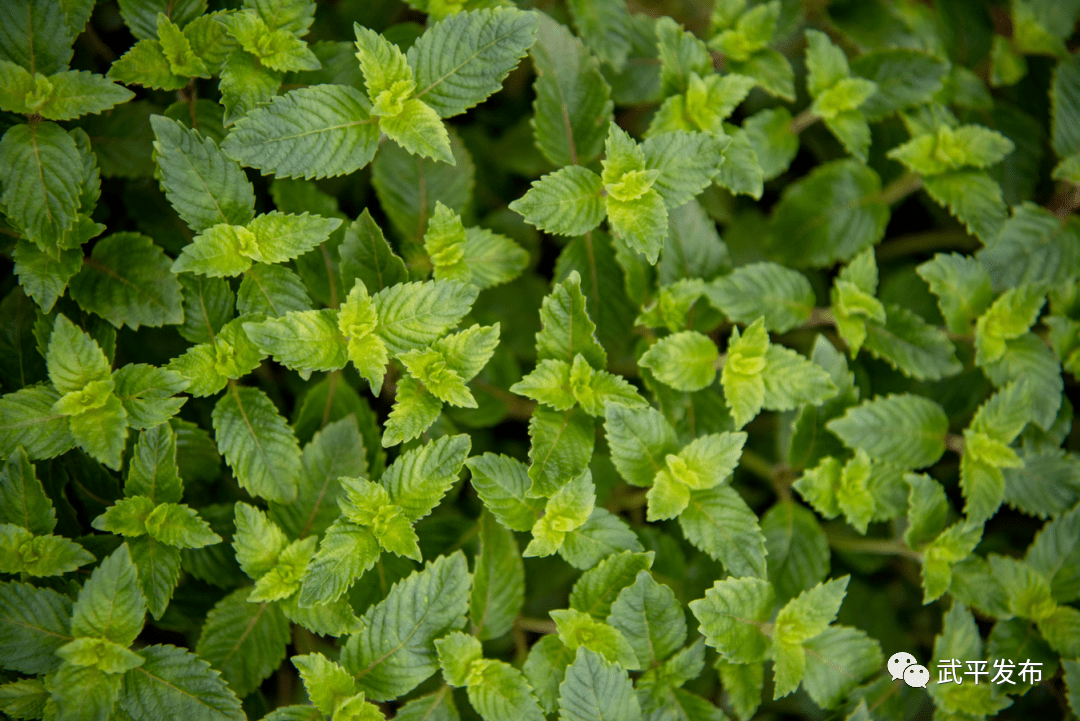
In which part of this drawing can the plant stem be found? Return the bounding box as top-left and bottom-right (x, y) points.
(826, 529), (922, 561)
(945, 433), (965, 455)
(471, 378), (535, 421)
(788, 107), (820, 134)
(515, 616), (557, 635)
(875, 172), (924, 206)
(875, 230), (978, 262)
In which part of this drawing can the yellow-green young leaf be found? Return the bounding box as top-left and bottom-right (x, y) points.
(382, 376), (443, 447)
(773, 576), (848, 646)
(171, 224), (258, 278)
(904, 473), (949, 548)
(464, 658), (546, 721)
(465, 454), (545, 532)
(155, 13), (208, 77)
(249, 536), (318, 602)
(56, 636), (145, 674)
(46, 314), (110, 394)
(689, 576), (774, 663)
(0, 447), (57, 536)
(922, 520), (983, 603)
(224, 11), (319, 72)
(292, 652), (357, 717)
(221, 85), (380, 179)
(0, 122), (84, 255)
(536, 270), (608, 369)
(987, 555), (1057, 622)
(792, 456), (843, 519)
(558, 647), (641, 721)
(0, 523), (94, 577)
(530, 14), (613, 167)
(551, 609), (639, 670)
(525, 469), (595, 557)
(409, 8), (540, 118)
(212, 386), (302, 504)
(567, 355), (645, 417)
(341, 552), (471, 700)
(232, 502), (286, 581)
(511, 359), (575, 411)
(381, 98), (454, 164)
(72, 544), (146, 646)
(916, 252), (994, 334)
(509, 166), (606, 237)
(569, 550), (654, 621)
(975, 284), (1047, 366)
(720, 319), (769, 428)
(470, 509), (525, 640)
(639, 331), (718, 392)
(68, 232), (184, 330)
(92, 495), (155, 537)
(888, 125), (1015, 176)
(436, 631), (483, 687)
(108, 38), (189, 90)
(423, 203), (469, 282)
(827, 393), (948, 469)
(353, 23), (414, 112)
(196, 587), (291, 698)
(705, 262), (814, 333)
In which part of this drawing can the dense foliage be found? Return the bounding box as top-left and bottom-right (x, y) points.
(1, 0), (1079, 720)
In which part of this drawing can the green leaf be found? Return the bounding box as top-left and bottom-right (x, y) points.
(904, 472), (949, 548)
(0, 385), (75, 461)
(604, 404), (679, 488)
(888, 125), (1015, 176)
(567, 0), (633, 70)
(527, 405), (595, 499)
(382, 434), (471, 521)
(237, 264), (312, 318)
(46, 314), (110, 395)
(975, 284), (1046, 366)
(690, 576), (774, 664)
(408, 8), (539, 118)
(12, 242), (84, 314)
(56, 636), (145, 673)
(569, 550), (654, 622)
(917, 252), (994, 334)
(297, 519), (379, 606)
(212, 386), (302, 504)
(292, 652), (356, 717)
(922, 521), (983, 603)
(470, 509), (524, 640)
(655, 17), (711, 97)
(127, 535), (182, 620)
(31, 70), (134, 121)
(0, 579), (73, 674)
(45, 662), (122, 721)
(340, 210), (408, 294)
(341, 552), (470, 700)
(641, 131), (723, 210)
(761, 502), (830, 604)
(558, 647), (641, 721)
(526, 468), (595, 556)
(0, 523), (94, 576)
(705, 262), (813, 333)
(680, 485), (767, 579)
(769, 159), (890, 269)
(535, 270), (607, 370)
(244, 310), (347, 374)
(639, 331), (718, 392)
(0, 0), (76, 76)
(218, 49), (282, 126)
(801, 626), (882, 709)
(108, 39), (188, 91)
(69, 232), (184, 329)
(465, 454), (544, 532)
(0, 446), (56, 535)
(979, 203), (1080, 291)
(827, 393), (948, 469)
(0, 678), (48, 720)
(607, 571), (685, 667)
(861, 303), (963, 381)
(72, 544), (146, 646)
(530, 14), (612, 167)
(196, 588), (290, 698)
(921, 170), (1008, 244)
(119, 644), (243, 721)
(373, 280), (477, 356)
(509, 166), (605, 237)
(225, 11), (319, 72)
(150, 115), (254, 233)
(177, 274), (234, 344)
(0, 122), (84, 254)
(111, 365), (187, 430)
(850, 49), (948, 120)
(1027, 506), (1080, 603)
(221, 84), (380, 179)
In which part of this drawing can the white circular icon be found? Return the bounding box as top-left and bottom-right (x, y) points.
(888, 651), (918, 681)
(904, 664), (930, 688)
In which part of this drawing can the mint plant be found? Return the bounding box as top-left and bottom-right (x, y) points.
(1, 1), (1079, 720)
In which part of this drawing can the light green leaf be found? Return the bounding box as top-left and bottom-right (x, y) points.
(12, 242), (84, 313)
(470, 509), (525, 640)
(979, 203), (1080, 291)
(56, 636), (145, 673)
(224, 11), (319, 73)
(212, 386), (302, 504)
(292, 652), (356, 718)
(72, 544), (146, 646)
(372, 279), (477, 356)
(221, 84), (379, 179)
(218, 49), (282, 126)
(465, 454), (545, 532)
(409, 8), (539, 118)
(33, 70), (134, 121)
(510, 166), (605, 237)
(888, 125), (1015, 176)
(0, 523), (94, 577)
(126, 536), (182, 620)
(917, 252), (994, 334)
(526, 468), (595, 556)
(196, 588), (290, 698)
(861, 303), (963, 381)
(382, 433), (471, 521)
(639, 331), (718, 392)
(341, 552), (470, 700)
(238, 264), (312, 319)
(607, 570), (685, 667)
(0, 385), (75, 461)
(827, 393), (948, 469)
(119, 644), (244, 721)
(921, 170), (1008, 244)
(527, 405), (595, 499)
(680, 485), (767, 579)
(604, 404), (680, 488)
(705, 262), (813, 333)
(558, 647), (641, 721)
(690, 576), (774, 664)
(536, 270), (607, 369)
(801, 626), (882, 709)
(244, 310), (347, 374)
(975, 284), (1047, 366)
(297, 519), (379, 606)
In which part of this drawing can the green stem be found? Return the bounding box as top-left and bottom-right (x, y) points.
(826, 529), (922, 561)
(875, 172), (923, 206)
(875, 230), (978, 262)
(515, 616), (557, 634)
(945, 433), (965, 455)
(788, 107), (821, 134)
